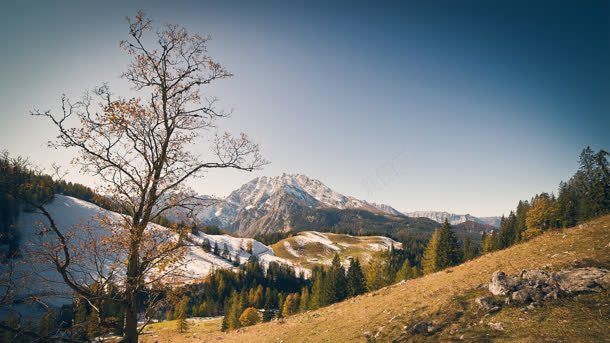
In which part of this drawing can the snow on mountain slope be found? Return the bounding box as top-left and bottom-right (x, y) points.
(369, 202), (403, 216)
(196, 174), (403, 235)
(271, 231), (402, 269)
(4, 195), (120, 310)
(405, 210), (501, 228)
(2, 195), (295, 313)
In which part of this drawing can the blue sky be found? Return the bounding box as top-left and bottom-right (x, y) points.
(0, 1), (608, 216)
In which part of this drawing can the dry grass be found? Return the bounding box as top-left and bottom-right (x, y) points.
(142, 215), (610, 342)
(139, 317), (222, 343)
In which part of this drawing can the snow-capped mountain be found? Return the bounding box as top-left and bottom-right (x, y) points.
(197, 174), (403, 236)
(404, 211), (501, 228)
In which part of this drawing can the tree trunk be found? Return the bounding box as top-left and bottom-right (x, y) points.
(123, 247), (139, 342)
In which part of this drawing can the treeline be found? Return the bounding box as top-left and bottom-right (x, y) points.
(253, 231), (294, 245)
(165, 257), (306, 330)
(478, 147), (608, 254)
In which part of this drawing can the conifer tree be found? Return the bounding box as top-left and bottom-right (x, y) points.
(436, 219), (463, 269)
(524, 193), (559, 239)
(364, 250), (392, 290)
(299, 286), (310, 312)
(481, 231), (498, 253)
(557, 181), (578, 228)
(346, 258), (367, 296)
(394, 259), (416, 282)
(176, 296), (190, 333)
(223, 243), (230, 259)
(239, 289), (248, 311)
(254, 284), (264, 308)
(422, 229), (440, 275)
(324, 254), (347, 303)
(463, 236), (478, 261)
(281, 293), (300, 317)
(220, 301), (230, 332)
(226, 291), (242, 330)
(515, 200), (529, 242)
(499, 212), (517, 248)
(262, 296), (274, 322)
(309, 267), (324, 309)
(277, 293), (285, 318)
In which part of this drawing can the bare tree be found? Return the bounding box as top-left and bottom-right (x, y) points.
(31, 12), (266, 342)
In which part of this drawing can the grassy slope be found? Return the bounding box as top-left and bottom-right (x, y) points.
(271, 232), (400, 269)
(140, 318), (223, 342)
(145, 215), (610, 342)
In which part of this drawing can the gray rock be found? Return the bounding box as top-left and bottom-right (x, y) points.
(520, 269), (558, 289)
(475, 296), (499, 312)
(531, 289), (544, 303)
(543, 290), (559, 300)
(489, 271), (517, 295)
(555, 267), (609, 294)
(511, 288), (532, 303)
(488, 322), (504, 331)
(490, 267), (609, 307)
(411, 321), (432, 335)
(427, 325), (439, 334)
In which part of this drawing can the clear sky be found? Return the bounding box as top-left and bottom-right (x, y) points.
(0, 1), (608, 217)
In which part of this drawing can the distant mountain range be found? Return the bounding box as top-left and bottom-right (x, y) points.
(404, 211), (501, 228)
(194, 174), (499, 238)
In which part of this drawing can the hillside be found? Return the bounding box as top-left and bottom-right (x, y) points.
(1, 195), (294, 313)
(270, 231), (402, 269)
(146, 214), (610, 342)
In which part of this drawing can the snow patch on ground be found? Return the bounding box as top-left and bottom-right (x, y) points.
(293, 232), (340, 251)
(367, 243), (386, 251)
(283, 241), (301, 257)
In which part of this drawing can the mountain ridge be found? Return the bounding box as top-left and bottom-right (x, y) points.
(405, 210), (501, 227)
(196, 174), (405, 236)
(194, 174), (500, 237)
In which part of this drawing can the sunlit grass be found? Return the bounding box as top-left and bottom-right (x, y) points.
(139, 317), (223, 342)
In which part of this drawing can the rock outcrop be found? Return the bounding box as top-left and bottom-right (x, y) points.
(555, 267), (610, 294)
(487, 267), (608, 306)
(489, 271), (517, 296)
